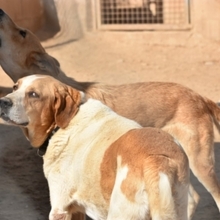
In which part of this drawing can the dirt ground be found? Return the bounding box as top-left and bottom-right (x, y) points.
(1, 31), (220, 219)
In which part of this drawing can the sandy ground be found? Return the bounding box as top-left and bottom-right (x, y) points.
(1, 31), (220, 219)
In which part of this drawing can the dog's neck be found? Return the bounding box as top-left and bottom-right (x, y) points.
(37, 126), (60, 157)
(36, 92), (86, 156)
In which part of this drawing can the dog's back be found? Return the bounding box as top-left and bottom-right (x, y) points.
(44, 99), (189, 220)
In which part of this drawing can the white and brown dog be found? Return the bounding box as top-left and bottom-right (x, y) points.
(0, 75), (190, 220)
(2, 9), (220, 217)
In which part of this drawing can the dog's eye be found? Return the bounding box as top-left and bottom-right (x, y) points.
(19, 30), (26, 38)
(13, 84), (18, 91)
(28, 91), (39, 98)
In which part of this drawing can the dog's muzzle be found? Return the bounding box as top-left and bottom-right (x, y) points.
(0, 97), (12, 118)
(0, 97), (28, 126)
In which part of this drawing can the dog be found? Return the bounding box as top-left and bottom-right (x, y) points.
(0, 8), (220, 217)
(0, 75), (190, 220)
(0, 86), (13, 98)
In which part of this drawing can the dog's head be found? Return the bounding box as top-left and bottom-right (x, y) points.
(0, 75), (82, 147)
(0, 9), (60, 82)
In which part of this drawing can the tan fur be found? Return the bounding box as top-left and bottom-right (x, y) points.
(1, 9), (220, 216)
(100, 128), (189, 205)
(0, 75), (190, 220)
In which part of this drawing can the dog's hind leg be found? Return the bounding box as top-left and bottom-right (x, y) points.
(164, 119), (220, 213)
(187, 184), (200, 219)
(107, 166), (148, 220)
(187, 136), (220, 211)
(149, 172), (188, 220)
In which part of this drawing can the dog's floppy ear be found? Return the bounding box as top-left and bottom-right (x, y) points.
(26, 52), (60, 76)
(54, 85), (81, 128)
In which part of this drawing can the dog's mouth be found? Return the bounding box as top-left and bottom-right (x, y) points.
(0, 111), (28, 126)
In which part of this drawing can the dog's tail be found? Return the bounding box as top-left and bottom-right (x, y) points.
(144, 154), (189, 220)
(205, 98), (220, 132)
(144, 158), (178, 220)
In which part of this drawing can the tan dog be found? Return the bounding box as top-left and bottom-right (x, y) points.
(0, 9), (220, 217)
(0, 75), (190, 220)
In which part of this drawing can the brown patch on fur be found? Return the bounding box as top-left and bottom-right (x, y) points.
(100, 127), (189, 203)
(54, 85), (81, 129)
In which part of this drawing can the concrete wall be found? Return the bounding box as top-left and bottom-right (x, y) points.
(2, 0), (220, 44)
(47, 0), (220, 43)
(41, 0), (95, 42)
(192, 0), (220, 42)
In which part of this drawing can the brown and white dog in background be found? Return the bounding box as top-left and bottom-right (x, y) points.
(0, 75), (190, 220)
(1, 8), (220, 218)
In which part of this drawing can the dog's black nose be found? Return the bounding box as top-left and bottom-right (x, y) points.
(0, 97), (12, 109)
(0, 9), (5, 16)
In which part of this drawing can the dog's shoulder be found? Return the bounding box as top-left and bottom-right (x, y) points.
(45, 98), (141, 161)
(71, 98), (142, 129)
(44, 98), (141, 182)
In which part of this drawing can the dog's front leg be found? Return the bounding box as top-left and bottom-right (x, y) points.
(49, 209), (72, 220)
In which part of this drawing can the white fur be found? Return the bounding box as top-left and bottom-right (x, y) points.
(107, 156), (149, 220)
(20, 74), (46, 88)
(5, 75), (46, 124)
(44, 99), (142, 219)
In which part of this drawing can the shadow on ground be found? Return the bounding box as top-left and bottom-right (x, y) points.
(0, 124), (50, 220)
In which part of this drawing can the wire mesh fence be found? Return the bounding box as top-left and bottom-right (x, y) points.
(96, 0), (190, 30)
